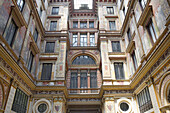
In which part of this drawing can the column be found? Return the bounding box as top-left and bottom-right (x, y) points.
(53, 96), (66, 113)
(146, 78), (161, 113)
(102, 97), (115, 113)
(56, 38), (67, 80)
(87, 70), (90, 93)
(87, 32), (90, 46)
(100, 38), (111, 78)
(78, 32), (80, 46)
(78, 70), (80, 93)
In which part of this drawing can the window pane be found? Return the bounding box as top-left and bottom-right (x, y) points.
(12, 88), (28, 113)
(114, 62), (124, 79)
(112, 41), (121, 52)
(52, 7), (59, 15)
(41, 63), (52, 80)
(73, 21), (78, 28)
(33, 28), (38, 42)
(45, 42), (55, 53)
(73, 34), (78, 46)
(27, 52), (34, 72)
(50, 21), (57, 31)
(17, 0), (25, 11)
(80, 22), (87, 28)
(72, 55), (96, 65)
(90, 34), (95, 46)
(107, 7), (114, 14)
(89, 21), (94, 28)
(109, 21), (116, 30)
(80, 34), (87, 46)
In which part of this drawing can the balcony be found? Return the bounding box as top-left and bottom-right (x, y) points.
(70, 43), (98, 49)
(68, 88), (100, 94)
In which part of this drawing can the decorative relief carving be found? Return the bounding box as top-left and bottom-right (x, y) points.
(33, 90), (64, 95)
(68, 98), (101, 102)
(0, 56), (31, 91)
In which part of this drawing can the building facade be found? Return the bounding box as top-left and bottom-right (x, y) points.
(0, 0), (169, 113)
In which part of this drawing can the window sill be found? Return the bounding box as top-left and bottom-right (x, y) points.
(11, 5), (28, 28)
(29, 33), (40, 55)
(47, 15), (62, 19)
(104, 15), (118, 18)
(108, 52), (125, 55)
(126, 41), (135, 53)
(137, 5), (153, 27)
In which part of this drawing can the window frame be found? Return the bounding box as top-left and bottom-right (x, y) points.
(16, 0), (25, 11)
(27, 51), (34, 72)
(33, 28), (38, 43)
(109, 21), (116, 30)
(41, 63), (53, 80)
(45, 42), (55, 53)
(72, 34), (78, 46)
(52, 7), (59, 15)
(131, 51), (138, 71)
(139, 0), (147, 10)
(80, 34), (87, 46)
(73, 21), (78, 28)
(4, 19), (18, 47)
(111, 41), (121, 52)
(50, 21), (57, 31)
(127, 28), (132, 42)
(114, 62), (125, 80)
(80, 22), (87, 28)
(90, 33), (95, 46)
(89, 21), (94, 28)
(107, 7), (114, 14)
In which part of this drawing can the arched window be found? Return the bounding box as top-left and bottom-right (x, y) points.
(72, 55), (95, 65)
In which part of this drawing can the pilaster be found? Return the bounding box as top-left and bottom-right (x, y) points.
(102, 97), (115, 113)
(53, 96), (66, 113)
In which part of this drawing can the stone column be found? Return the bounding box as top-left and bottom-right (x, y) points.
(102, 97), (115, 113)
(87, 32), (90, 46)
(146, 78), (161, 113)
(100, 38), (111, 78)
(56, 38), (67, 80)
(53, 96), (66, 113)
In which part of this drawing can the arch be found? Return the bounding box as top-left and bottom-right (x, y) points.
(159, 71), (170, 106)
(72, 55), (96, 65)
(69, 51), (99, 65)
(33, 98), (52, 113)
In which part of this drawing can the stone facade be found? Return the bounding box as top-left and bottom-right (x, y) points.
(0, 0), (169, 113)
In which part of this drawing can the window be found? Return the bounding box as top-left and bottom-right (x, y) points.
(11, 88), (28, 113)
(73, 21), (78, 28)
(137, 87), (153, 113)
(90, 71), (97, 88)
(74, 0), (93, 9)
(27, 52), (34, 72)
(112, 41), (121, 52)
(50, 21), (57, 31)
(123, 6), (125, 16)
(80, 34), (87, 46)
(114, 62), (125, 80)
(120, 102), (129, 112)
(72, 55), (96, 65)
(131, 51), (138, 71)
(107, 7), (114, 14)
(127, 28), (132, 42)
(89, 21), (94, 28)
(146, 19), (157, 44)
(16, 0), (25, 11)
(39, 7), (43, 17)
(41, 63), (52, 80)
(5, 20), (18, 47)
(109, 21), (116, 30)
(80, 72), (87, 88)
(139, 0), (147, 10)
(72, 34), (78, 46)
(45, 42), (55, 53)
(52, 7), (59, 15)
(38, 103), (47, 113)
(80, 22), (87, 28)
(70, 72), (78, 88)
(90, 33), (95, 46)
(33, 28), (38, 42)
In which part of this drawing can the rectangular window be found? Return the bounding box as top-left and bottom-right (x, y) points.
(70, 72), (78, 88)
(80, 34), (87, 46)
(127, 28), (132, 42)
(39, 7), (43, 17)
(107, 7), (114, 14)
(114, 62), (125, 80)
(73, 21), (78, 28)
(90, 33), (95, 46)
(109, 21), (116, 30)
(146, 19), (157, 44)
(5, 20), (18, 47)
(137, 87), (153, 113)
(11, 88), (28, 113)
(90, 71), (97, 88)
(50, 21), (57, 31)
(52, 7), (59, 15)
(80, 72), (87, 88)
(72, 34), (78, 46)
(131, 51), (138, 71)
(16, 0), (25, 11)
(33, 28), (38, 42)
(41, 63), (52, 80)
(139, 0), (147, 10)
(123, 6), (125, 15)
(89, 21), (94, 28)
(27, 52), (34, 72)
(80, 22), (87, 28)
(112, 41), (121, 52)
(45, 42), (55, 53)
